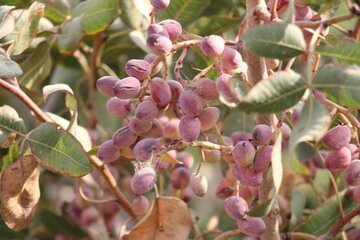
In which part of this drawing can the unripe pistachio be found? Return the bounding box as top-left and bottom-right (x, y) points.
(171, 167), (190, 189)
(179, 116), (201, 142)
(112, 127), (138, 149)
(346, 144), (360, 160)
(80, 207), (99, 226)
(167, 80), (183, 103)
(190, 173), (208, 197)
(179, 90), (203, 117)
(224, 196), (249, 220)
(322, 125), (352, 150)
(132, 195), (150, 215)
(232, 141), (256, 167)
(194, 78), (219, 101)
(216, 178), (234, 199)
(163, 118), (181, 140)
(147, 34), (172, 55)
(159, 19), (182, 41)
(345, 160), (360, 186)
(145, 119), (164, 138)
(215, 74), (238, 102)
(131, 166), (157, 194)
(252, 124), (273, 146)
(198, 107), (220, 131)
(150, 0), (170, 9)
(176, 151), (194, 169)
(144, 53), (162, 75)
(203, 149), (221, 163)
(254, 145), (273, 173)
(96, 76), (119, 97)
(149, 77), (172, 108)
(200, 35), (225, 57)
(280, 123), (292, 141)
(147, 24), (169, 38)
(231, 131), (252, 144)
(106, 97), (131, 117)
(237, 216), (266, 237)
(128, 117), (152, 135)
(135, 100), (159, 121)
(219, 47), (243, 74)
(125, 59), (152, 80)
(98, 140), (120, 163)
(232, 164), (263, 186)
(112, 77), (141, 99)
(325, 147), (352, 172)
(133, 138), (162, 161)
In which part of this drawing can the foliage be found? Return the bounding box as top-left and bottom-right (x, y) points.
(0, 0), (360, 239)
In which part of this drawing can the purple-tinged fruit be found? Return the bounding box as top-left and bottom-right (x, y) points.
(106, 97), (131, 116)
(96, 76), (119, 97)
(224, 196), (249, 220)
(98, 140), (120, 163)
(112, 77), (141, 99)
(325, 147), (352, 172)
(179, 116), (201, 142)
(125, 59), (152, 80)
(131, 166), (157, 194)
(200, 35), (225, 57)
(232, 141), (256, 167)
(322, 125), (352, 150)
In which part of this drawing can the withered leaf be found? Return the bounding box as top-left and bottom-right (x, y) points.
(123, 196), (192, 240)
(0, 155), (40, 231)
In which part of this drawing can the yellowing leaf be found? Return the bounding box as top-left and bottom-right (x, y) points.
(159, 152), (180, 164)
(0, 155), (40, 231)
(123, 197), (192, 240)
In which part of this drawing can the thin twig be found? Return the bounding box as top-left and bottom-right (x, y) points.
(214, 229), (242, 240)
(281, 232), (319, 240)
(174, 47), (189, 87)
(321, 206), (360, 239)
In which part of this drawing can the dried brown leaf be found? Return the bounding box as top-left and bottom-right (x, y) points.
(0, 155), (40, 231)
(123, 196), (192, 240)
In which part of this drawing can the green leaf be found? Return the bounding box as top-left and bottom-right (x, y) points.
(246, 198), (274, 217)
(313, 65), (360, 106)
(238, 70), (306, 113)
(118, 0), (142, 29)
(57, 16), (83, 55)
(0, 105), (26, 144)
(43, 84), (78, 134)
(287, 97), (330, 173)
(0, 5), (15, 39)
(11, 2), (45, 55)
(38, 0), (70, 23)
(294, 191), (355, 236)
(46, 112), (92, 152)
(290, 189), (306, 227)
(40, 210), (85, 237)
(77, 0), (118, 35)
(189, 16), (241, 36)
(27, 123), (92, 177)
(159, 0), (211, 27)
(289, 97), (330, 151)
(18, 40), (52, 89)
(316, 41), (360, 65)
(242, 24), (306, 60)
(0, 51), (23, 78)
